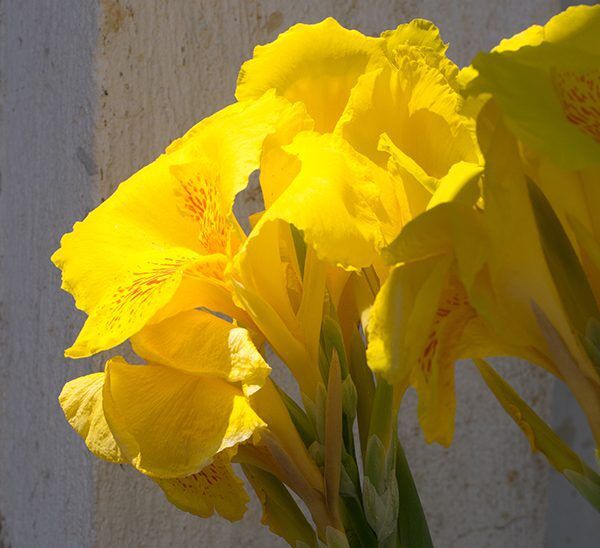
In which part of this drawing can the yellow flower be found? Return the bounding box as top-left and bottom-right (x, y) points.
(59, 309), (268, 520)
(229, 19), (481, 403)
(367, 5), (600, 449)
(52, 91), (307, 358)
(54, 15), (484, 538)
(238, 18), (480, 222)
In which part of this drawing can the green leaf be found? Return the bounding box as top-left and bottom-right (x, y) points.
(348, 328), (375, 456)
(526, 178), (600, 341)
(584, 317), (600, 376)
(564, 470), (600, 512)
(339, 451), (378, 547)
(322, 315), (350, 377)
(368, 378), (394, 450)
(273, 380), (318, 447)
(363, 462), (399, 544)
(341, 376), (358, 420)
(396, 441), (434, 548)
(291, 224), (307, 278)
(475, 358), (600, 512)
(339, 495), (377, 548)
(364, 435), (387, 492)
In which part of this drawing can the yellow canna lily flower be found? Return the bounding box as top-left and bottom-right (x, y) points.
(367, 199), (512, 445)
(52, 91), (308, 358)
(467, 5), (600, 450)
(59, 309), (269, 520)
(238, 18), (480, 220)
(231, 131), (407, 397)
(368, 5), (600, 451)
(229, 20), (481, 404)
(60, 307), (325, 522)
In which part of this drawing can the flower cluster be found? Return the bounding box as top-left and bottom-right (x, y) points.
(53, 5), (600, 546)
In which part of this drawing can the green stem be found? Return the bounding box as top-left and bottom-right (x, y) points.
(368, 377), (394, 450)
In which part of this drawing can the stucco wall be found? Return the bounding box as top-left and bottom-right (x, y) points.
(4, 1), (598, 547)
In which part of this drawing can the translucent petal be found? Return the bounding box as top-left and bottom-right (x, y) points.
(154, 452), (249, 521)
(59, 372), (125, 463)
(103, 357), (265, 478)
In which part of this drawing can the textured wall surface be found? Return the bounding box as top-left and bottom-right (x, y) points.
(0, 1), (99, 547)
(5, 1), (597, 547)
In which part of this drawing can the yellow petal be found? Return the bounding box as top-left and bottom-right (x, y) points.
(427, 162), (483, 210)
(236, 18), (384, 132)
(154, 452), (249, 521)
(259, 132), (399, 270)
(381, 19), (448, 59)
(533, 159), (600, 252)
(336, 47), (478, 175)
(131, 309), (270, 396)
(468, 5), (600, 168)
(379, 133), (433, 221)
(367, 258), (447, 386)
(166, 91), (308, 207)
(477, 103), (575, 355)
(381, 18), (461, 92)
(368, 202), (510, 445)
(59, 372), (125, 463)
(65, 247), (212, 357)
(103, 357), (265, 478)
(367, 253), (463, 445)
(232, 220), (320, 396)
(296, 247), (328, 363)
(53, 92), (303, 357)
(250, 379), (324, 493)
(496, 4), (600, 55)
(368, 256), (513, 445)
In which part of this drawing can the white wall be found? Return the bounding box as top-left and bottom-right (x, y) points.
(5, 1), (596, 547)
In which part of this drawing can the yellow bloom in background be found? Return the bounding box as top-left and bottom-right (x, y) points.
(367, 4), (600, 496)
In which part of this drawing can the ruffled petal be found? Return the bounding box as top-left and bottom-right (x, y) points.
(258, 132), (401, 270)
(103, 357), (265, 478)
(337, 49), (478, 176)
(236, 18), (385, 132)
